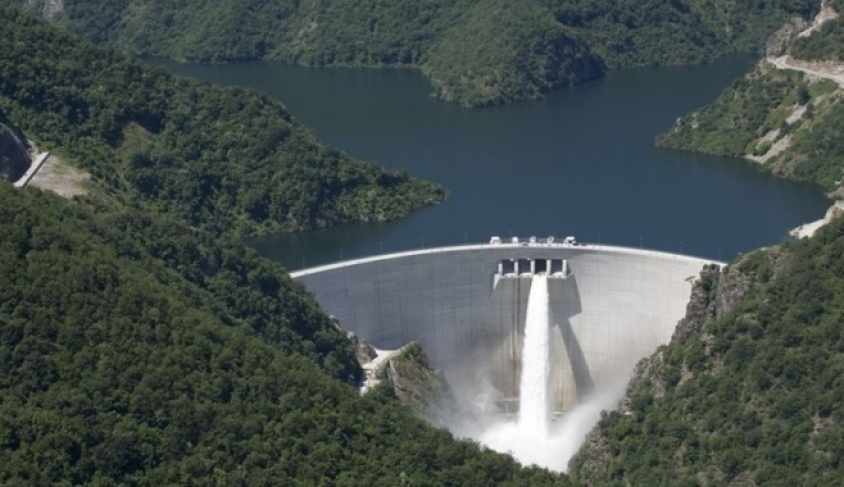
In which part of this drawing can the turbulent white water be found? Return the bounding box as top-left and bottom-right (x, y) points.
(518, 274), (551, 438)
(474, 274), (629, 472)
(478, 379), (627, 472)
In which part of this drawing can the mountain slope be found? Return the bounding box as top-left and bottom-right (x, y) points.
(19, 0), (818, 107)
(422, 0), (603, 106)
(571, 216), (844, 485)
(656, 3), (844, 194)
(0, 183), (574, 485)
(0, 1), (446, 237)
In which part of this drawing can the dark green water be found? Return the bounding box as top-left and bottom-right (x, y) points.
(153, 57), (829, 269)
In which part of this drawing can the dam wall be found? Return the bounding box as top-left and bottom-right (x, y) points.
(292, 242), (719, 412)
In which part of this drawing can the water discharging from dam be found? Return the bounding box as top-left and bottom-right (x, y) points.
(477, 273), (628, 472)
(518, 274), (550, 439)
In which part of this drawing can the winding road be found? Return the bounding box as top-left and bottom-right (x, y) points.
(770, 56), (844, 87)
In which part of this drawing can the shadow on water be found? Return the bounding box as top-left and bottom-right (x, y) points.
(152, 56), (831, 269)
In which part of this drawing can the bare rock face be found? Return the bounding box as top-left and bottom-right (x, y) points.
(42, 0), (64, 20)
(671, 264), (721, 345)
(766, 17), (811, 56)
(715, 263), (751, 318)
(670, 262), (752, 345)
(385, 342), (457, 424)
(349, 332), (377, 366)
(0, 119), (31, 182)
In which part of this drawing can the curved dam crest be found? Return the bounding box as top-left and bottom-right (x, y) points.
(293, 241), (721, 412)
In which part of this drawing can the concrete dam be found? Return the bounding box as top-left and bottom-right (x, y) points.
(292, 239), (720, 414)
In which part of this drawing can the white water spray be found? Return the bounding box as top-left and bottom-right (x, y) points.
(473, 273), (629, 472)
(518, 273), (550, 438)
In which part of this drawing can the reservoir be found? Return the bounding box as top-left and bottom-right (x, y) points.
(153, 56), (829, 269)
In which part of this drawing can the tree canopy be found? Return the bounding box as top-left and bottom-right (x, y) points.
(0, 1), (446, 237)
(0, 178), (571, 486)
(18, 0), (817, 106)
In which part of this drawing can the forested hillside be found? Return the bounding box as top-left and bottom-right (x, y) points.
(0, 184), (575, 485)
(0, 4), (576, 483)
(0, 1), (445, 237)
(421, 0), (602, 107)
(792, 14), (844, 59)
(543, 0), (816, 68)
(19, 0), (818, 106)
(570, 211), (844, 485)
(656, 5), (844, 194)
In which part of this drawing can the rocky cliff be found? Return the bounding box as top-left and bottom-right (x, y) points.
(0, 115), (31, 182)
(354, 338), (458, 425)
(385, 342), (457, 424)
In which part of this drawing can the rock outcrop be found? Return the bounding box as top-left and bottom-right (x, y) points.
(0, 118), (31, 182)
(670, 264), (721, 345)
(385, 342), (457, 423)
(766, 17), (811, 56)
(668, 262), (751, 345)
(348, 331), (377, 366)
(353, 338), (458, 425)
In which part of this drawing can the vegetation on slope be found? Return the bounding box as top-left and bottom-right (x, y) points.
(792, 15), (844, 60)
(545, 0), (816, 68)
(0, 182), (575, 485)
(656, 62), (844, 191)
(423, 0), (603, 107)
(19, 0), (818, 106)
(570, 216), (844, 485)
(0, 1), (446, 237)
(657, 65), (814, 157)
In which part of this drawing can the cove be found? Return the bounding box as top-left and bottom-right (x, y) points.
(151, 56), (829, 269)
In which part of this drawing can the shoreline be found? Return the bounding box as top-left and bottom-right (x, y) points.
(790, 201), (844, 238)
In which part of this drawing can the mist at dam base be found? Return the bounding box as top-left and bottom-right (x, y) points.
(461, 274), (630, 472)
(470, 376), (629, 472)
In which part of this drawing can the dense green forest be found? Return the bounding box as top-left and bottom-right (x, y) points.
(570, 213), (844, 485)
(0, 1), (446, 237)
(19, 0), (818, 106)
(0, 184), (575, 485)
(543, 0), (815, 68)
(421, 0), (602, 106)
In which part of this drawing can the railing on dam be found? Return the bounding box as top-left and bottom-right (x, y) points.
(290, 240), (724, 278)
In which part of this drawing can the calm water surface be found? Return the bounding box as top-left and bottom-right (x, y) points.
(153, 57), (829, 268)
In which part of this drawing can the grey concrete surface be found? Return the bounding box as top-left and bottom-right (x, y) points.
(293, 242), (720, 412)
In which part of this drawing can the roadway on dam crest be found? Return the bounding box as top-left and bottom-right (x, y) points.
(293, 240), (723, 412)
(291, 241), (721, 278)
